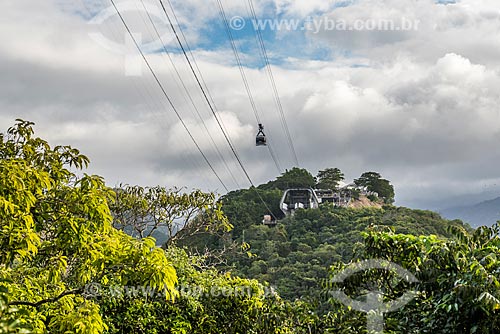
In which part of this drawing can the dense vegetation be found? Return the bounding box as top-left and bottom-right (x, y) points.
(184, 177), (470, 317)
(354, 171), (395, 204)
(0, 120), (177, 333)
(0, 121), (296, 334)
(1, 120), (499, 333)
(222, 206), (469, 301)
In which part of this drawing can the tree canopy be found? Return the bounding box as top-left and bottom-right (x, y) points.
(0, 120), (177, 333)
(0, 120), (312, 334)
(261, 167), (316, 190)
(111, 185), (231, 246)
(354, 171), (395, 203)
(316, 168), (345, 190)
(326, 223), (500, 332)
(2, 120), (498, 334)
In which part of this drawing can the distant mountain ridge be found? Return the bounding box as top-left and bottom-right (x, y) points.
(440, 196), (500, 228)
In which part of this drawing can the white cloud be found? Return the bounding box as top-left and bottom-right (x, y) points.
(308, 0), (500, 67)
(1, 0), (500, 209)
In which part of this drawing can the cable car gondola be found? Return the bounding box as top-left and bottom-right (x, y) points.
(256, 123), (267, 146)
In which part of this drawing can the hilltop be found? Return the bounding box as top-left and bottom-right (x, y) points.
(348, 194), (383, 208)
(3, 117), (492, 334)
(181, 167), (470, 308)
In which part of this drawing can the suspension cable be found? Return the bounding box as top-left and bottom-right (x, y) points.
(109, 0), (229, 192)
(212, 0), (283, 174)
(137, 0), (241, 189)
(246, 0), (299, 166)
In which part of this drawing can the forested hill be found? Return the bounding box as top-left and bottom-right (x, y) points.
(181, 168), (470, 305)
(4, 119), (496, 334)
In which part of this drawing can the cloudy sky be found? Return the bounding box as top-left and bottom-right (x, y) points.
(2, 0), (500, 209)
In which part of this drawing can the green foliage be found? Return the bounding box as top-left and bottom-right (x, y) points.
(0, 278), (30, 334)
(237, 206), (465, 299)
(354, 172), (395, 203)
(327, 223), (500, 332)
(215, 187), (283, 239)
(0, 120), (177, 333)
(173, 159), (488, 333)
(111, 185), (231, 245)
(261, 168), (316, 191)
(100, 246), (296, 334)
(351, 188), (360, 200)
(316, 168), (345, 190)
(185, 197), (469, 325)
(4, 119), (496, 334)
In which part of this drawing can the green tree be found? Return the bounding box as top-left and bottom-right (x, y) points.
(354, 171), (395, 203)
(100, 246), (297, 334)
(0, 120), (177, 333)
(316, 168), (345, 190)
(327, 224), (500, 333)
(218, 187), (283, 239)
(111, 185), (231, 246)
(266, 168), (316, 190)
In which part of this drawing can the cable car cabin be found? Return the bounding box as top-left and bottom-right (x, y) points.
(256, 134), (266, 146)
(256, 123), (267, 146)
(279, 188), (320, 216)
